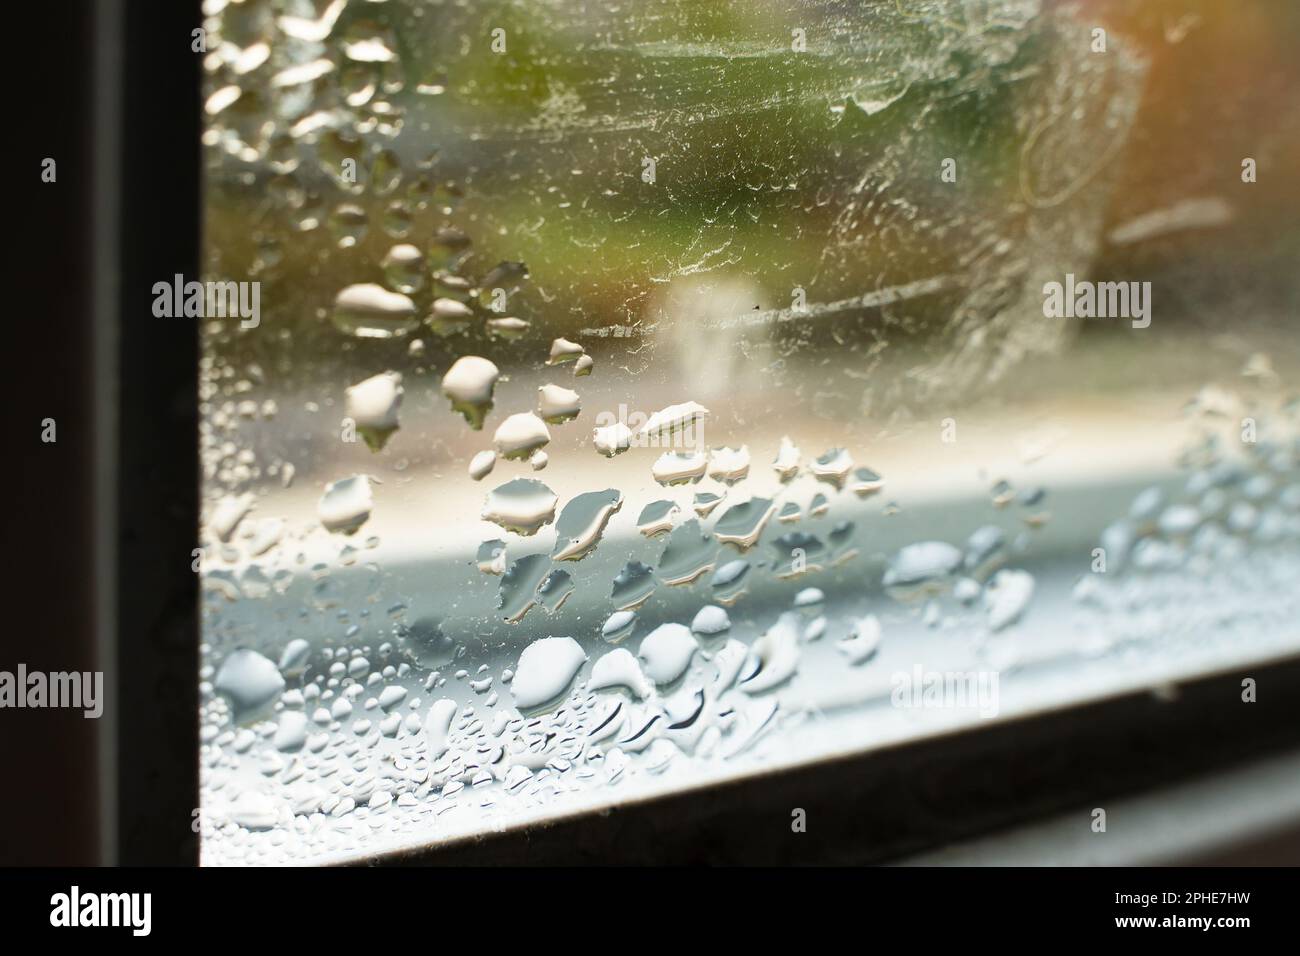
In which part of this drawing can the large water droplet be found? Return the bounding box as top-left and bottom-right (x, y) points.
(658, 519), (718, 585)
(344, 371), (403, 451)
(551, 489), (622, 561)
(811, 448), (854, 489)
(602, 610), (637, 643)
(537, 384), (581, 424)
(381, 243), (425, 293)
(441, 356), (500, 429)
(741, 613), (801, 693)
(593, 421), (633, 458)
(332, 283), (417, 338)
(639, 401), (709, 444)
(318, 475), (373, 534)
(214, 648), (285, 717)
(512, 637), (587, 711)
(547, 337), (586, 365)
(883, 541), (963, 592)
(773, 436), (800, 481)
(589, 649), (653, 699)
(637, 500), (678, 537)
(691, 605), (731, 635)
(708, 446), (751, 484)
(713, 497), (775, 549)
(493, 413), (551, 460)
(497, 553), (551, 623)
(610, 560), (657, 610)
(638, 624), (698, 686)
(482, 479), (558, 536)
(652, 450), (707, 486)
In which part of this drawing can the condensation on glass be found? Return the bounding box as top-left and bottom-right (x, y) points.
(197, 0), (1300, 864)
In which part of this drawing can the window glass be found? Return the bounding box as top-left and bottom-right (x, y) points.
(198, 0), (1300, 863)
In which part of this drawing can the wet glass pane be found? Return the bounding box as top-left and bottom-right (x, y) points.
(198, 0), (1300, 863)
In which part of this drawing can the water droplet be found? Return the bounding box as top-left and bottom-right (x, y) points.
(271, 57), (334, 90)
(883, 541), (963, 592)
(1158, 504), (1202, 537)
(278, 0), (347, 42)
(552, 489), (623, 561)
(713, 497), (775, 549)
(476, 539), (507, 575)
(537, 384), (581, 423)
(723, 697), (779, 759)
(693, 491), (724, 518)
(691, 605), (731, 635)
(601, 610), (637, 643)
(985, 569), (1035, 631)
(537, 568), (575, 612)
(741, 613), (801, 693)
(991, 479), (1015, 508)
(771, 532), (826, 578)
(215, 648), (285, 717)
(589, 649), (653, 699)
(204, 85), (242, 117)
(512, 637), (587, 711)
(640, 401), (709, 444)
(278, 639), (311, 677)
(658, 519), (718, 585)
(344, 371), (403, 451)
(332, 283), (417, 338)
(838, 615), (881, 665)
(593, 421), (633, 458)
(637, 500), (678, 537)
(328, 202), (367, 248)
(468, 449), (497, 481)
(370, 148), (403, 195)
(810, 448), (854, 489)
(273, 711), (309, 752)
(638, 624), (698, 686)
(497, 553), (551, 623)
(493, 412), (551, 460)
(712, 639), (749, 694)
(547, 337), (586, 365)
(381, 244), (425, 293)
(228, 791), (281, 831)
(611, 560), (657, 610)
(377, 686), (407, 711)
(773, 436), (800, 481)
(964, 525), (1006, 572)
(342, 24), (397, 63)
(487, 316), (531, 339)
(318, 475), (373, 534)
(440, 356), (499, 429)
(429, 297), (475, 336)
(710, 559), (751, 603)
(708, 446), (751, 484)
(425, 698), (458, 758)
(954, 576), (981, 605)
(652, 450), (707, 486)
(848, 467), (884, 498)
(209, 493), (254, 542)
(793, 587), (824, 607)
(663, 686), (706, 731)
